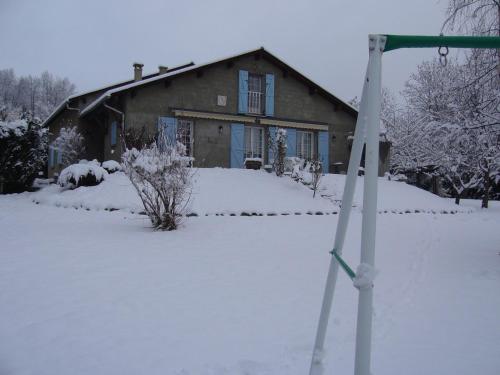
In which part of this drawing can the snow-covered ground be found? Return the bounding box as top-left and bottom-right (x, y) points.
(1, 170), (498, 375)
(29, 168), (470, 215)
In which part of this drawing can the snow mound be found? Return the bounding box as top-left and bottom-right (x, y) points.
(102, 160), (122, 173)
(33, 169), (329, 214)
(31, 168), (472, 214)
(353, 263), (377, 289)
(58, 163), (108, 189)
(320, 174), (470, 213)
(79, 159), (101, 166)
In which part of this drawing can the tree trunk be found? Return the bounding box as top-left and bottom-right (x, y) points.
(454, 191), (461, 205)
(497, 3), (500, 78)
(481, 171), (490, 209)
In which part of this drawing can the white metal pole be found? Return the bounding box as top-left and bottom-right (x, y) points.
(309, 65), (371, 375)
(353, 34), (384, 375)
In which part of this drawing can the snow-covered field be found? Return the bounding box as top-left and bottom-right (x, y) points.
(1, 169), (499, 375)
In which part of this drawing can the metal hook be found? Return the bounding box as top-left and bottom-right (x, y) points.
(438, 46), (449, 67)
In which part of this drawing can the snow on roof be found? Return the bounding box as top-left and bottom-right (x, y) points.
(80, 63), (200, 116)
(80, 47), (266, 117)
(80, 47), (359, 118)
(42, 63), (193, 126)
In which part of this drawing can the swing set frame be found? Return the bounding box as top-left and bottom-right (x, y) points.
(309, 34), (500, 375)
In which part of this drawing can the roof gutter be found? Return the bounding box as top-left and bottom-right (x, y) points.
(66, 102), (79, 112)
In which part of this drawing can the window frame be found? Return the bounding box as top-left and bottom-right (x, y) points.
(244, 126), (265, 160)
(247, 73), (265, 115)
(296, 130), (315, 160)
(176, 118), (194, 157)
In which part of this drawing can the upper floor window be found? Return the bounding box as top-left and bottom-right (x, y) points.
(177, 119), (193, 156)
(297, 131), (314, 160)
(247, 73), (264, 115)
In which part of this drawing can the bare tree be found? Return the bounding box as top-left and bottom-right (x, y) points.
(443, 0), (500, 37)
(0, 68), (75, 121)
(442, 0), (500, 207)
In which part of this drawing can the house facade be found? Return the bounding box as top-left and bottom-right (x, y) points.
(44, 48), (390, 177)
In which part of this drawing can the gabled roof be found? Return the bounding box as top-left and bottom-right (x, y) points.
(42, 62), (194, 126)
(80, 47), (358, 118)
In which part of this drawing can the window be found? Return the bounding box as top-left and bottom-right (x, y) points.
(297, 131), (314, 159)
(244, 126), (264, 159)
(177, 119), (193, 156)
(247, 73), (264, 114)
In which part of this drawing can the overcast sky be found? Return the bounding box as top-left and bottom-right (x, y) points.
(0, 0), (448, 102)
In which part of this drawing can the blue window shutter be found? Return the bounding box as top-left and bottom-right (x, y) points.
(286, 128), (296, 157)
(56, 148), (62, 165)
(238, 70), (248, 114)
(156, 117), (164, 149)
(268, 126), (277, 164)
(230, 123), (245, 168)
(265, 74), (275, 116)
(165, 117), (177, 145)
(318, 131), (329, 173)
(48, 146), (53, 167)
(111, 121), (117, 146)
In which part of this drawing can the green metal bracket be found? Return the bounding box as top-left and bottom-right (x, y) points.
(330, 249), (356, 280)
(383, 34), (500, 52)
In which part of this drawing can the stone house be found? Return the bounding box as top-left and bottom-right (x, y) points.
(43, 47), (390, 177)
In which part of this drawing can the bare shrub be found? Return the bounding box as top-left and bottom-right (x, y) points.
(122, 130), (193, 231)
(309, 159), (322, 198)
(289, 157), (323, 198)
(268, 128), (287, 176)
(124, 126), (155, 151)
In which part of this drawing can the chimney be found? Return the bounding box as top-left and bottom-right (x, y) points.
(133, 62), (144, 81)
(159, 65), (169, 75)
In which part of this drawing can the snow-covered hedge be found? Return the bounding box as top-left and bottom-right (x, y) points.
(79, 159), (101, 167)
(102, 160), (122, 173)
(58, 163), (108, 189)
(0, 118), (47, 193)
(0, 119), (27, 138)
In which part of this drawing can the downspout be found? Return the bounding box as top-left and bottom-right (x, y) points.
(103, 102), (125, 132)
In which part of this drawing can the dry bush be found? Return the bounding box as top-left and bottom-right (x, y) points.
(122, 130), (193, 231)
